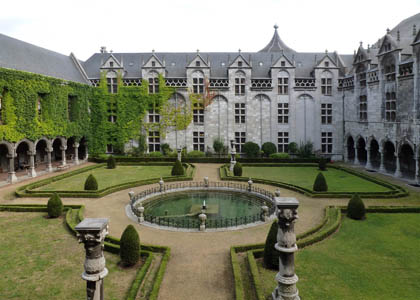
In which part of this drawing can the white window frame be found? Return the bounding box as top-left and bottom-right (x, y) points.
(235, 132), (246, 153)
(321, 103), (332, 124)
(234, 103), (246, 124)
(321, 132), (333, 154)
(193, 131), (205, 151)
(277, 132), (289, 153)
(277, 103), (289, 124)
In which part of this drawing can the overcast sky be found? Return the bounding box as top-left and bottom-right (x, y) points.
(1, 0), (420, 61)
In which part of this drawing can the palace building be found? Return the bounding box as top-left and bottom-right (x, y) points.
(1, 13), (420, 183)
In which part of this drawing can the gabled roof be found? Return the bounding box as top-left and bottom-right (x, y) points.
(353, 43), (370, 64)
(259, 25), (295, 53)
(229, 53), (251, 68)
(100, 53), (123, 69)
(315, 53), (338, 68)
(0, 33), (88, 84)
(187, 53), (209, 68)
(378, 32), (400, 55)
(142, 53), (164, 68)
(271, 53), (294, 68)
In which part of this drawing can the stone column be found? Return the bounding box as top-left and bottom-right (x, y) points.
(28, 151), (37, 177)
(343, 144), (348, 163)
(85, 145), (89, 161)
(75, 218), (109, 300)
(7, 154), (17, 183)
(74, 142), (80, 165)
(354, 145), (360, 165)
(415, 156), (420, 185)
(365, 147), (373, 170)
(60, 146), (67, 166)
(379, 151), (386, 173)
(46, 147), (53, 172)
(272, 197), (300, 300)
(394, 153), (402, 178)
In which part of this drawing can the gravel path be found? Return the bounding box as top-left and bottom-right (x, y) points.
(1, 163), (419, 300)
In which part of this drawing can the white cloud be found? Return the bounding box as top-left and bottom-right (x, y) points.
(0, 0), (419, 60)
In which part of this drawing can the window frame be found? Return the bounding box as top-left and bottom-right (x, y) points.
(234, 103), (246, 124)
(321, 103), (332, 124)
(277, 103), (289, 124)
(193, 131), (205, 151)
(321, 132), (333, 154)
(277, 131), (289, 153)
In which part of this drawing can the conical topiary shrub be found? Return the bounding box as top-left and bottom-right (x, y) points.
(107, 155), (116, 169)
(263, 220), (279, 270)
(47, 193), (63, 218)
(171, 159), (184, 176)
(120, 224), (140, 267)
(233, 162), (243, 176)
(347, 194), (366, 220)
(84, 174), (98, 190)
(313, 172), (328, 192)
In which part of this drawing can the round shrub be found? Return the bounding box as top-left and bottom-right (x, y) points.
(161, 143), (172, 156)
(84, 174), (98, 190)
(269, 152), (290, 159)
(243, 142), (260, 158)
(148, 151), (163, 158)
(263, 220), (279, 270)
(233, 162), (243, 176)
(171, 159), (185, 176)
(318, 157), (327, 171)
(347, 194), (366, 220)
(187, 150), (205, 158)
(107, 155), (116, 169)
(120, 225), (140, 267)
(313, 172), (328, 192)
(47, 193), (63, 218)
(262, 142), (277, 157)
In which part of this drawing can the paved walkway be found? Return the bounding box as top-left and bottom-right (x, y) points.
(1, 163), (419, 300)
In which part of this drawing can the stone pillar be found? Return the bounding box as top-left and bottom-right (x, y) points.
(230, 139), (237, 172)
(60, 146), (67, 166)
(365, 147), (373, 170)
(248, 178), (253, 192)
(343, 144), (348, 163)
(74, 142), (80, 165)
(7, 154), (17, 183)
(415, 156), (420, 185)
(272, 197), (300, 300)
(28, 151), (37, 177)
(204, 176), (209, 188)
(46, 147), (53, 172)
(75, 218), (109, 300)
(85, 145), (89, 161)
(379, 151), (386, 173)
(177, 148), (182, 162)
(159, 178), (164, 192)
(354, 146), (360, 165)
(394, 153), (402, 178)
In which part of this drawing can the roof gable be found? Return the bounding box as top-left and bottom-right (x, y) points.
(143, 53), (164, 68)
(271, 53), (294, 68)
(315, 53), (338, 68)
(378, 33), (399, 55)
(100, 53), (123, 69)
(229, 53), (251, 68)
(187, 54), (209, 68)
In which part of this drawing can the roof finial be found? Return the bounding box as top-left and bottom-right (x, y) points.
(196, 49), (200, 54)
(386, 28), (390, 34)
(238, 48), (241, 53)
(360, 41), (363, 47)
(414, 24), (417, 36)
(367, 44), (370, 53)
(152, 49), (155, 53)
(274, 24), (278, 30)
(325, 49), (328, 54)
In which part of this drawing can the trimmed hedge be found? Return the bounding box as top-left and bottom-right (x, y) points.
(261, 142), (277, 157)
(347, 194), (366, 220)
(120, 225), (141, 267)
(16, 163), (195, 198)
(313, 172), (328, 192)
(84, 174), (98, 190)
(47, 193), (63, 218)
(171, 159), (185, 176)
(107, 155), (116, 169)
(220, 163), (408, 198)
(233, 162), (243, 176)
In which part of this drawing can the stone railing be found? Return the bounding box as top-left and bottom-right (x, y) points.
(123, 78), (142, 86)
(294, 78), (316, 89)
(251, 78), (273, 89)
(165, 78), (187, 87)
(209, 78), (229, 88)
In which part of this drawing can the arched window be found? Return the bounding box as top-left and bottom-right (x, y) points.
(278, 71), (289, 95)
(235, 71), (245, 96)
(359, 95), (367, 121)
(148, 71), (159, 94)
(385, 91), (396, 122)
(383, 55), (396, 81)
(106, 71), (118, 94)
(321, 71), (332, 96)
(192, 71), (204, 94)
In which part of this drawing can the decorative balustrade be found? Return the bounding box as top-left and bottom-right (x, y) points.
(209, 78), (229, 88)
(368, 70), (379, 83)
(90, 79), (100, 87)
(165, 78), (187, 87)
(251, 78), (272, 89)
(123, 79), (142, 86)
(294, 78), (315, 89)
(399, 62), (413, 77)
(341, 77), (354, 88)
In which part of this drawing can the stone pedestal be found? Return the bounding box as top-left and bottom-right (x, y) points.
(75, 218), (109, 300)
(159, 178), (164, 192)
(7, 154), (17, 183)
(199, 211), (207, 231)
(272, 197), (300, 300)
(248, 178), (253, 192)
(74, 142), (80, 165)
(394, 155), (402, 178)
(177, 148), (182, 162)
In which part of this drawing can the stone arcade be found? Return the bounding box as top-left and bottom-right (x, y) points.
(1, 13), (420, 182)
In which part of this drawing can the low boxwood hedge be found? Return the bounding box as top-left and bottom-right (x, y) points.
(16, 163), (196, 198)
(220, 163), (408, 198)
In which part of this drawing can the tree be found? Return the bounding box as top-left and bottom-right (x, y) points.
(171, 159), (185, 176)
(107, 155), (116, 169)
(296, 141), (314, 158)
(263, 221), (279, 269)
(84, 174), (99, 190)
(120, 225), (140, 266)
(243, 142), (260, 158)
(313, 172), (328, 192)
(47, 193), (63, 218)
(262, 142), (277, 157)
(213, 138), (224, 157)
(347, 194), (366, 220)
(137, 134), (147, 156)
(233, 162), (243, 176)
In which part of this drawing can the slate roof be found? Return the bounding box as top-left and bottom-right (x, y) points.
(258, 25), (295, 53)
(0, 33), (88, 84)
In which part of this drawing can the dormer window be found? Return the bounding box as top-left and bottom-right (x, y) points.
(109, 62), (114, 67)
(281, 61), (285, 67)
(321, 71), (332, 96)
(152, 61), (156, 67)
(238, 61), (243, 67)
(192, 71), (204, 94)
(195, 61), (200, 67)
(235, 71), (245, 96)
(324, 61), (329, 67)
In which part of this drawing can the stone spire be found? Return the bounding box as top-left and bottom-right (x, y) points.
(259, 25), (295, 53)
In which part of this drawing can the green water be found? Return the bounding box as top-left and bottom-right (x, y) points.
(144, 191), (264, 220)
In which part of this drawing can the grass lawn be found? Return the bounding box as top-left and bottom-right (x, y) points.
(257, 213), (420, 299)
(0, 212), (141, 300)
(37, 165), (173, 191)
(242, 166), (391, 192)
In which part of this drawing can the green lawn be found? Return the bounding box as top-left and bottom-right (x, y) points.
(242, 166), (390, 192)
(257, 213), (420, 299)
(37, 165), (173, 191)
(0, 212), (140, 300)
